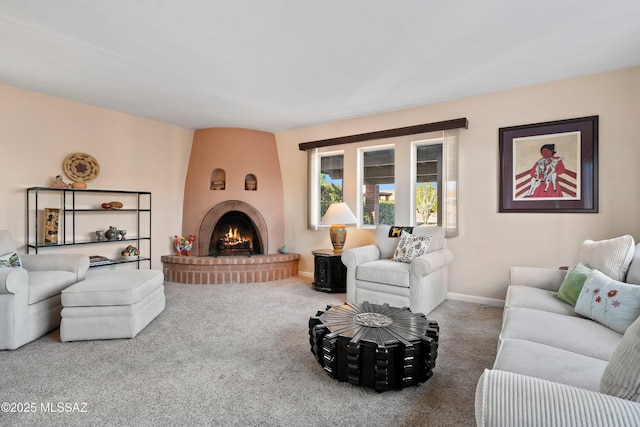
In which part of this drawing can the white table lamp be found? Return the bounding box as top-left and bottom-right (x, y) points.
(321, 202), (357, 252)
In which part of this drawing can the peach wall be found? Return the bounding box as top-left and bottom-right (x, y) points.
(275, 66), (640, 303)
(3, 66), (639, 302)
(0, 84), (194, 270)
(181, 128), (285, 255)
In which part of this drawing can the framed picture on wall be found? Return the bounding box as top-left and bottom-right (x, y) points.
(499, 116), (598, 213)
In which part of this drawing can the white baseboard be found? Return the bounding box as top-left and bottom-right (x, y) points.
(447, 292), (505, 307)
(299, 271), (313, 279)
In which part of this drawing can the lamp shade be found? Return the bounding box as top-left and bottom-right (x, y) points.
(321, 203), (357, 252)
(321, 203), (357, 226)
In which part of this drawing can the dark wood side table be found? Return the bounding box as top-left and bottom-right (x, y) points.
(312, 249), (346, 293)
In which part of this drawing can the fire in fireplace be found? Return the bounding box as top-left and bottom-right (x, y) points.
(218, 226), (252, 254)
(209, 211), (263, 256)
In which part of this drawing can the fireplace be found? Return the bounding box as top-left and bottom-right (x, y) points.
(162, 128), (299, 284)
(196, 200), (269, 257)
(210, 211), (263, 256)
(160, 199), (300, 284)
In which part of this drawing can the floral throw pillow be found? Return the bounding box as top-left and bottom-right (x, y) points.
(392, 231), (432, 264)
(0, 251), (22, 268)
(575, 269), (640, 333)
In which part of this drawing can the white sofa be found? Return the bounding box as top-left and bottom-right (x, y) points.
(476, 236), (640, 426)
(0, 230), (89, 350)
(341, 225), (453, 315)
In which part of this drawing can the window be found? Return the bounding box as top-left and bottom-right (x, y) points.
(411, 130), (459, 236)
(307, 150), (345, 230)
(305, 124), (461, 237)
(361, 147), (395, 225)
(320, 153), (344, 219)
(414, 143), (442, 227)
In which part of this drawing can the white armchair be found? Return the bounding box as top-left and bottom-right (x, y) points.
(0, 230), (89, 350)
(341, 225), (453, 315)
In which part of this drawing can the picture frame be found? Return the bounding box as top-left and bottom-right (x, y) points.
(499, 116), (598, 213)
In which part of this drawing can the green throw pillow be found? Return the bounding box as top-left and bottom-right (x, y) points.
(556, 262), (592, 306)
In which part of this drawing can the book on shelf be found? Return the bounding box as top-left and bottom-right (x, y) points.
(89, 255), (114, 266)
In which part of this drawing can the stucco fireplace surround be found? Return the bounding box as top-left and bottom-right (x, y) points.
(161, 128), (300, 284)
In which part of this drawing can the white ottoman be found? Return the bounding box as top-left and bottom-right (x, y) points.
(60, 269), (165, 342)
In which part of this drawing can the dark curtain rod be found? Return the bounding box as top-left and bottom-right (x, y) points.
(298, 117), (468, 151)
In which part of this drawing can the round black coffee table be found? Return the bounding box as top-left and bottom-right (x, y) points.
(308, 301), (439, 392)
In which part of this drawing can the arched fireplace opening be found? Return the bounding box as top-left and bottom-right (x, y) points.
(197, 200), (269, 257)
(210, 211), (263, 256)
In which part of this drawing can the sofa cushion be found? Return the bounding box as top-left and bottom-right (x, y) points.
(626, 243), (640, 285)
(356, 259), (409, 288)
(506, 286), (579, 317)
(375, 225), (444, 259)
(570, 235), (635, 282)
(575, 270), (640, 334)
(494, 338), (607, 391)
(376, 226), (404, 259)
(0, 251), (21, 268)
(28, 270), (80, 304)
(387, 226), (413, 237)
(500, 307), (622, 361)
(411, 226), (444, 252)
(392, 231), (431, 263)
(556, 262), (592, 306)
(600, 314), (640, 402)
(62, 270), (164, 306)
(476, 369), (640, 427)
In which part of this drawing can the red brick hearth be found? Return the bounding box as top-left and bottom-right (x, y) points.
(161, 253), (301, 284)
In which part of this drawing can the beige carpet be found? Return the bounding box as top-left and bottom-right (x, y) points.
(0, 278), (502, 426)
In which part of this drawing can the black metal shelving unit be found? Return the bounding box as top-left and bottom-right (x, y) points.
(26, 187), (152, 268)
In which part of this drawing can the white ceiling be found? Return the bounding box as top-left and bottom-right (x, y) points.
(1, 1), (639, 132)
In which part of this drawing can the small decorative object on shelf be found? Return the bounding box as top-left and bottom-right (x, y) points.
(245, 174), (257, 191)
(51, 175), (69, 188)
(175, 235), (196, 256)
(101, 201), (123, 210)
(280, 245), (287, 254)
(104, 226), (119, 241)
(95, 230), (106, 241)
(44, 208), (60, 244)
(89, 255), (114, 266)
(211, 181), (224, 190)
(121, 245), (139, 258)
(118, 229), (127, 240)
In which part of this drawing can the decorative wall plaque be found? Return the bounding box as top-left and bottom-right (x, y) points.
(63, 152), (100, 183)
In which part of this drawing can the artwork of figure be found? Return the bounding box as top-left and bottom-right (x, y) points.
(524, 144), (566, 198)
